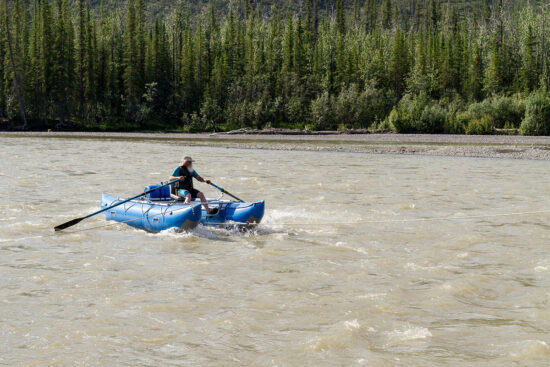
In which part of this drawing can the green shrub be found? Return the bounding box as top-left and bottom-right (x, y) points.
(388, 93), (425, 133)
(185, 112), (206, 133)
(286, 96), (305, 126)
(447, 111), (472, 134)
(444, 115), (466, 134)
(465, 115), (493, 135)
(390, 92), (447, 133)
(333, 85), (358, 129)
(223, 101), (257, 129)
(331, 83), (389, 129)
(520, 92), (550, 135)
(490, 95), (525, 128)
(377, 117), (395, 132)
(200, 95), (222, 129)
(387, 106), (412, 132)
(360, 80), (389, 128)
(441, 94), (466, 133)
(503, 121), (516, 130)
(311, 92), (335, 130)
(460, 96), (526, 129)
(419, 104), (447, 133)
(449, 95), (526, 134)
(409, 92), (430, 122)
(464, 99), (493, 122)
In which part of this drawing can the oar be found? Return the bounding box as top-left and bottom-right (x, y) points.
(54, 180), (179, 232)
(209, 182), (244, 202)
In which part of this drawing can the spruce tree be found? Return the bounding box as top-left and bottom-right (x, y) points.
(381, 0), (392, 30)
(390, 29), (409, 98)
(294, 15), (305, 77)
(282, 14), (293, 76)
(136, 0), (145, 96)
(427, 0), (439, 33)
(3, 0), (27, 126)
(521, 25), (538, 92)
(194, 20), (207, 106)
(410, 31), (427, 95)
(96, 1), (108, 105)
(76, 0), (86, 114)
(28, 0), (43, 118)
(485, 40), (502, 95)
(124, 0), (138, 113)
(336, 0), (345, 35)
(312, 0), (318, 40)
(152, 19), (171, 110)
(181, 28), (194, 109)
(413, 0), (421, 31)
(469, 43), (484, 101)
(365, 0), (377, 33)
(53, 0), (74, 124)
(41, 0), (55, 104)
(353, 0), (361, 30)
(85, 4), (95, 106)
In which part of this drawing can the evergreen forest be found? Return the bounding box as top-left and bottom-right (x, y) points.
(2, 0), (550, 135)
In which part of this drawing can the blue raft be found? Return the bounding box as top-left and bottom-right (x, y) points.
(101, 193), (202, 232)
(198, 199), (265, 228)
(101, 184), (265, 232)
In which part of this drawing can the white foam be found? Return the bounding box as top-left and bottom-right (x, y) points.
(404, 262), (441, 272)
(386, 326), (432, 344)
(153, 224), (238, 239)
(262, 208), (328, 225)
(357, 293), (387, 300)
(534, 259), (550, 273)
(153, 227), (196, 239)
(306, 319), (367, 352)
(510, 340), (550, 360)
(344, 319), (361, 330)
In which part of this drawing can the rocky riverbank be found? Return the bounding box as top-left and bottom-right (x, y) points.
(3, 131), (550, 160)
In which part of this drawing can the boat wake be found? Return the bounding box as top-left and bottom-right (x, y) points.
(2, 207), (309, 244)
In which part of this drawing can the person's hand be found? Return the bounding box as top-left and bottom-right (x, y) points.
(179, 175), (187, 180)
(206, 179), (211, 184)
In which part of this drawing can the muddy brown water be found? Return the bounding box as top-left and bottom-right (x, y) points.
(1, 136), (550, 366)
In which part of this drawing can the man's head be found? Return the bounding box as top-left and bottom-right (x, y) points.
(180, 156), (194, 168)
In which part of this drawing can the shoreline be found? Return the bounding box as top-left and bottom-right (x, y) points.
(3, 131), (550, 160)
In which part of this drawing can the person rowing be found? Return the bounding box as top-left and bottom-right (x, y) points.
(169, 156), (218, 215)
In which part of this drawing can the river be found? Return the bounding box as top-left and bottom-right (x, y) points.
(1, 136), (550, 366)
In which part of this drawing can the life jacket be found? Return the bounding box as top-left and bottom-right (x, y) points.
(175, 166), (194, 191)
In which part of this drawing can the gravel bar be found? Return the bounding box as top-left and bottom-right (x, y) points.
(3, 131), (550, 160)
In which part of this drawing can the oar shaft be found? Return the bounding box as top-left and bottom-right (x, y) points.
(209, 183), (244, 202)
(54, 180), (179, 231)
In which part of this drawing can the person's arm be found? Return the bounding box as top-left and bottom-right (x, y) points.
(195, 174), (211, 184)
(169, 167), (187, 181)
(169, 174), (187, 181)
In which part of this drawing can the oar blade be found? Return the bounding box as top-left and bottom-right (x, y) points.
(54, 217), (84, 231)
